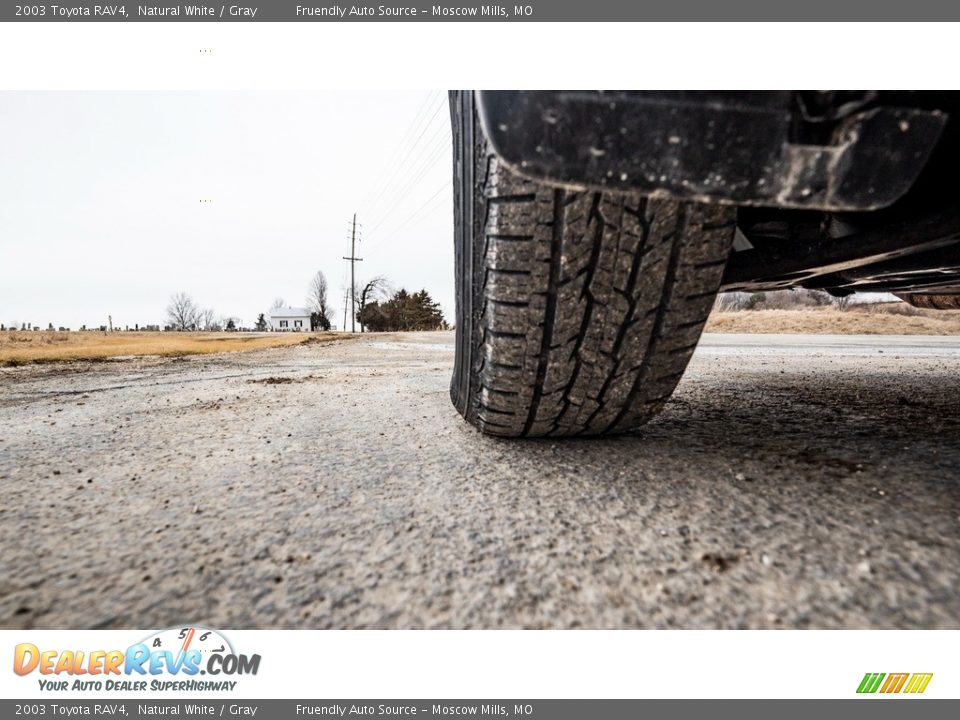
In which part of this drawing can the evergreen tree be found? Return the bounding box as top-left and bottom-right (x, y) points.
(358, 288), (445, 331)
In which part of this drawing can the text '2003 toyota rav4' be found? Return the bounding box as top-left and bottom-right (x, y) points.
(448, 90), (960, 437)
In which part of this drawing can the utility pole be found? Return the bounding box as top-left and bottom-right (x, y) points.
(342, 287), (350, 332)
(342, 213), (363, 332)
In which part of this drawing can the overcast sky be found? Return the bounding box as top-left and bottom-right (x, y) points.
(0, 91), (453, 330)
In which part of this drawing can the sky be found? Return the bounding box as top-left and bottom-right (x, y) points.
(0, 91), (454, 330)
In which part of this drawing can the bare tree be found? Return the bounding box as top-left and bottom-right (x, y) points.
(833, 294), (853, 312)
(198, 307), (221, 331)
(306, 271), (333, 328)
(355, 276), (389, 333)
(715, 291), (757, 312)
(270, 297), (286, 312)
(715, 292), (744, 312)
(166, 292), (199, 331)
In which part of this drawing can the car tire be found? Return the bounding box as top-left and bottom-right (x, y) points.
(450, 91), (736, 437)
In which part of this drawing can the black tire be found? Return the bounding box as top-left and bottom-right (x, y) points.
(450, 91), (736, 437)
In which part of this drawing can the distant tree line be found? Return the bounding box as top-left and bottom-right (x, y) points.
(715, 289), (854, 312)
(358, 288), (446, 332)
(158, 269), (444, 333)
(165, 292), (224, 331)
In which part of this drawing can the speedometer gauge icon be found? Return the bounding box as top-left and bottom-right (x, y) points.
(141, 626), (234, 659)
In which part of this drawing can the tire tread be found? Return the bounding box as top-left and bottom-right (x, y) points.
(451, 92), (734, 437)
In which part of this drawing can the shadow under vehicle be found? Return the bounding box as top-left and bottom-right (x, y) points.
(449, 90), (960, 436)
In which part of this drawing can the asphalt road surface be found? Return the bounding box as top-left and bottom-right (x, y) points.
(1, 332), (958, 629)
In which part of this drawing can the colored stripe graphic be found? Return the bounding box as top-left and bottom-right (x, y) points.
(903, 673), (934, 694)
(857, 672), (932, 694)
(857, 673), (886, 693)
(880, 673), (909, 693)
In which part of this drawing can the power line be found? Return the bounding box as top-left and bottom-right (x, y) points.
(365, 131), (452, 241)
(365, 123), (452, 232)
(358, 91), (439, 212)
(361, 96), (448, 222)
(360, 91), (435, 210)
(342, 213), (363, 333)
(370, 181), (451, 248)
(366, 93), (446, 201)
(338, 250), (349, 330)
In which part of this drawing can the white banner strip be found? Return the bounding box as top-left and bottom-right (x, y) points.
(1, 630), (956, 699)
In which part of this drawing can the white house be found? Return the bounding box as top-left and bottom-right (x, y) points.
(268, 307), (311, 332)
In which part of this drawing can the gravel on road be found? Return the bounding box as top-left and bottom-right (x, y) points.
(1, 331), (958, 629)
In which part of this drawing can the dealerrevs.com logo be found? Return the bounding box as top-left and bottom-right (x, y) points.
(857, 673), (933, 695)
(13, 627), (261, 692)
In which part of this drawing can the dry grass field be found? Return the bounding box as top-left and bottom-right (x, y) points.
(706, 304), (960, 335)
(3, 303), (958, 367)
(0, 331), (340, 366)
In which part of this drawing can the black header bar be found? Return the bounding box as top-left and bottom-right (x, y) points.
(0, 700), (959, 719)
(3, 1), (959, 22)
